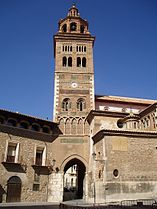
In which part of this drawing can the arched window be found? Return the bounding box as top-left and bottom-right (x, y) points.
(70, 46), (72, 52)
(76, 46), (78, 52)
(7, 118), (17, 127)
(62, 24), (67, 32)
(79, 46), (81, 52)
(32, 123), (40, 132)
(0, 116), (5, 124)
(77, 57), (81, 67)
(62, 98), (71, 111)
(20, 121), (29, 129)
(70, 22), (77, 31)
(68, 57), (72, 67)
(59, 118), (64, 134)
(65, 118), (70, 135)
(42, 126), (50, 134)
(84, 46), (86, 52)
(78, 118), (83, 135)
(65, 46), (67, 51)
(82, 57), (86, 67)
(80, 25), (85, 33)
(71, 119), (77, 135)
(77, 99), (86, 111)
(63, 56), (67, 67)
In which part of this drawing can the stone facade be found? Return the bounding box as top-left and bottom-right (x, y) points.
(0, 3), (157, 205)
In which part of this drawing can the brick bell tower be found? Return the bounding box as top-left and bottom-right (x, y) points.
(53, 4), (95, 134)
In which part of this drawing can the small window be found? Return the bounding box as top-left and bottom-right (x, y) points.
(20, 121), (29, 129)
(7, 145), (16, 163)
(62, 98), (71, 111)
(117, 120), (123, 128)
(76, 46), (78, 52)
(70, 22), (77, 31)
(84, 46), (86, 52)
(113, 169), (119, 178)
(6, 143), (19, 163)
(62, 24), (67, 32)
(63, 56), (67, 67)
(0, 116), (5, 124)
(68, 57), (72, 67)
(33, 183), (40, 191)
(43, 126), (50, 134)
(7, 118), (17, 127)
(32, 124), (40, 132)
(77, 99), (86, 111)
(77, 57), (81, 67)
(80, 25), (85, 33)
(82, 57), (86, 67)
(70, 46), (72, 52)
(35, 149), (43, 166)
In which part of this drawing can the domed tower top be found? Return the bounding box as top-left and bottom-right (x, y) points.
(68, 3), (79, 17)
(57, 4), (90, 35)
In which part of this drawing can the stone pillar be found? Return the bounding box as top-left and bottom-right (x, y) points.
(48, 172), (63, 203)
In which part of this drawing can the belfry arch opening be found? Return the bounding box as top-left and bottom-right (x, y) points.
(63, 158), (86, 201)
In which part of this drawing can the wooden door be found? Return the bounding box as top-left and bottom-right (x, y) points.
(6, 176), (21, 202)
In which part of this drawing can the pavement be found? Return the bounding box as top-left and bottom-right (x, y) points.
(0, 202), (60, 209)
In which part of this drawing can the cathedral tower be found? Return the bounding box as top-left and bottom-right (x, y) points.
(53, 4), (95, 132)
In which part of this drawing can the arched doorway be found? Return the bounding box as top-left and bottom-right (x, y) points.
(63, 158), (86, 201)
(7, 176), (22, 202)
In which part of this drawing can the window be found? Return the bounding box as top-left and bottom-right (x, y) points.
(0, 116), (5, 124)
(70, 22), (77, 31)
(77, 57), (81, 67)
(19, 121), (29, 129)
(68, 57), (72, 67)
(33, 183), (40, 191)
(42, 126), (50, 134)
(82, 57), (86, 67)
(6, 143), (19, 163)
(63, 56), (67, 67)
(80, 25), (85, 33)
(62, 98), (71, 111)
(62, 24), (67, 32)
(35, 147), (46, 166)
(77, 99), (86, 111)
(32, 123), (40, 132)
(7, 118), (17, 127)
(113, 169), (119, 178)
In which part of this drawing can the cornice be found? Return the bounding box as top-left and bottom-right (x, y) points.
(93, 128), (157, 144)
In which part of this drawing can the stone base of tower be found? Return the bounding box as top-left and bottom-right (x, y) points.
(48, 172), (64, 203)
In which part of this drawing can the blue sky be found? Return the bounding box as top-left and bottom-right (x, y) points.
(0, 0), (157, 120)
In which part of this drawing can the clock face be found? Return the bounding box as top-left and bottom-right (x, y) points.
(71, 82), (78, 88)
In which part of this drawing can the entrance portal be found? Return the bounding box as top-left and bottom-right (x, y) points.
(6, 176), (21, 202)
(63, 158), (86, 201)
